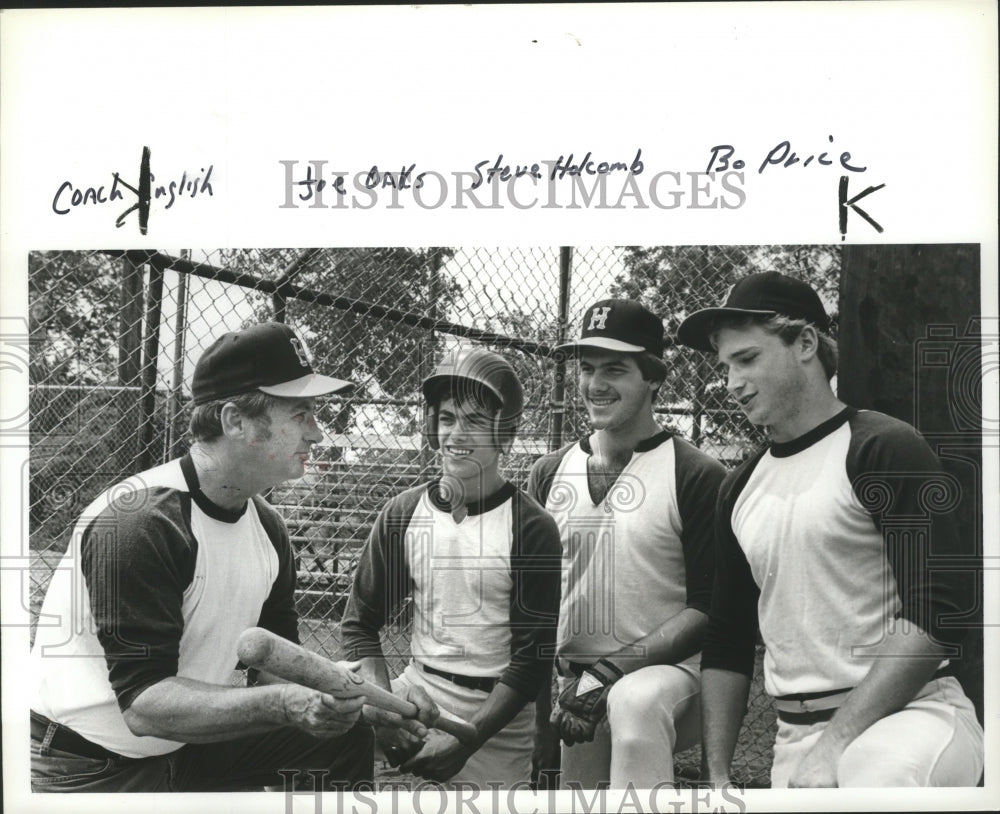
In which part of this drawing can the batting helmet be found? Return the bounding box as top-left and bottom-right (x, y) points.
(421, 346), (524, 452)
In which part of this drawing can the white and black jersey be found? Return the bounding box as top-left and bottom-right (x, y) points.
(340, 481), (562, 700)
(31, 455), (298, 759)
(528, 431), (725, 665)
(703, 407), (968, 697)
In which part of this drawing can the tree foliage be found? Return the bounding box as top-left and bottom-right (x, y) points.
(219, 247), (462, 453)
(26, 245), (840, 468)
(610, 245), (841, 458)
(28, 251), (124, 385)
(479, 306), (590, 449)
(611, 245), (839, 332)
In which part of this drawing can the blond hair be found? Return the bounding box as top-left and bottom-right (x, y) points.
(709, 313), (838, 379)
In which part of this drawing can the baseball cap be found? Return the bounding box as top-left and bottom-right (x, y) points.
(556, 299), (665, 357)
(676, 272), (831, 352)
(191, 322), (354, 406)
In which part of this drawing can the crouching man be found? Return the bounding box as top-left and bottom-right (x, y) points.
(341, 347), (562, 787)
(678, 272), (984, 787)
(30, 323), (385, 792)
(529, 300), (725, 789)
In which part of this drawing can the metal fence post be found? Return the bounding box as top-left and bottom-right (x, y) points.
(117, 257), (144, 386)
(549, 247), (573, 452)
(273, 248), (321, 323)
(165, 250), (190, 461)
(418, 249), (444, 472)
(117, 256), (145, 474)
(137, 263), (165, 471)
(690, 361), (705, 446)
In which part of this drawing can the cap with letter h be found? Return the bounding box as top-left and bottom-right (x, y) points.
(556, 299), (665, 357)
(192, 322), (354, 406)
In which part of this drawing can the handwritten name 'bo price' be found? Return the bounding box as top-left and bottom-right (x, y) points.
(706, 135), (866, 174)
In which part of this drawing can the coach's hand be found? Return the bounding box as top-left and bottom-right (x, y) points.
(401, 729), (477, 783)
(553, 659), (623, 746)
(280, 684), (366, 738)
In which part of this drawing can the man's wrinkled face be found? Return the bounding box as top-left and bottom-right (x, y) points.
(246, 396), (323, 483)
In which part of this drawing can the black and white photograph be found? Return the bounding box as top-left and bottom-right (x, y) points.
(16, 243), (994, 805)
(1, 5), (997, 814)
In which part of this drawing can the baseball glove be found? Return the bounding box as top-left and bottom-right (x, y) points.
(553, 659), (624, 745)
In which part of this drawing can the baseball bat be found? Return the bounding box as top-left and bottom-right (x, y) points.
(236, 627), (480, 746)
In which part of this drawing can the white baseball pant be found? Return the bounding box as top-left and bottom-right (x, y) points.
(559, 663), (701, 789)
(391, 661), (535, 789)
(770, 676), (984, 788)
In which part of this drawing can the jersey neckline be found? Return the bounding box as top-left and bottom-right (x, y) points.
(427, 478), (515, 516)
(578, 428), (673, 455)
(769, 406), (856, 458)
(180, 454), (250, 523)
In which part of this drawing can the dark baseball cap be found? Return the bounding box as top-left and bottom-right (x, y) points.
(192, 322), (354, 406)
(556, 299), (664, 357)
(676, 272), (831, 352)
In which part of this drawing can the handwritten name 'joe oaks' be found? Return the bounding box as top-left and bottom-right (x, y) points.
(283, 149), (646, 199)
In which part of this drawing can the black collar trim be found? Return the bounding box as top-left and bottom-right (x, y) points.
(769, 407), (856, 458)
(578, 429), (673, 455)
(427, 479), (515, 516)
(180, 454), (249, 523)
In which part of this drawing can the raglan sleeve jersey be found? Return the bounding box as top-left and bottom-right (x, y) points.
(31, 454), (299, 758)
(527, 433), (724, 662)
(673, 435), (728, 617)
(341, 481), (562, 699)
(524, 443), (570, 513)
(699, 450), (767, 680)
(340, 485), (423, 659)
(701, 408), (968, 697)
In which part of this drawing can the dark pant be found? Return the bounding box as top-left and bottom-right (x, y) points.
(31, 713), (374, 793)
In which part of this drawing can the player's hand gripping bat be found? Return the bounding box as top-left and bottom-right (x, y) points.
(236, 627), (479, 746)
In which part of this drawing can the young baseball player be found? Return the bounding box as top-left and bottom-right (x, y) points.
(30, 322), (380, 792)
(528, 299), (726, 789)
(677, 271), (984, 787)
(340, 346), (562, 787)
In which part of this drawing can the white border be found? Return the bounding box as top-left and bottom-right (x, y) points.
(2, 4), (997, 813)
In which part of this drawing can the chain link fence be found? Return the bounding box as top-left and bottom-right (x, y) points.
(27, 245), (841, 787)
